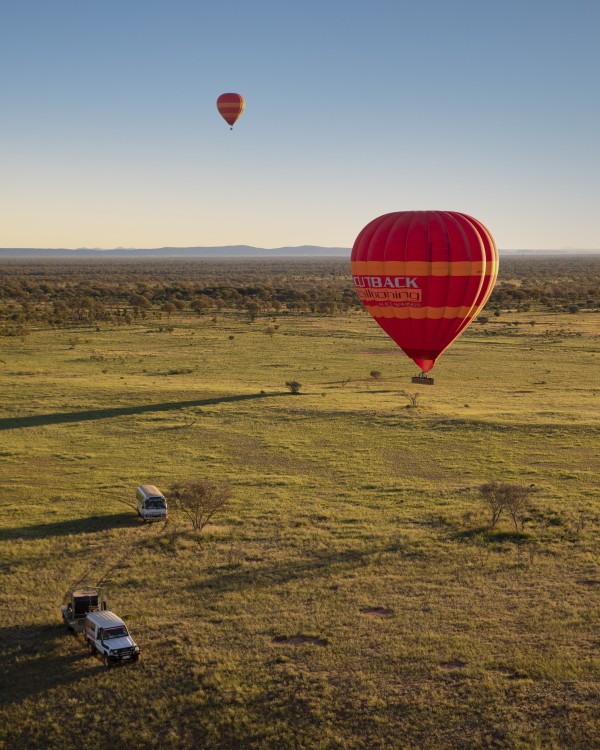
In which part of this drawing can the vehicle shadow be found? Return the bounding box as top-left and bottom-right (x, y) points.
(0, 623), (100, 708)
(0, 392), (283, 431)
(0, 512), (139, 542)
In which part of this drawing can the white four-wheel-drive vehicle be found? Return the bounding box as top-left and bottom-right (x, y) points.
(84, 610), (140, 667)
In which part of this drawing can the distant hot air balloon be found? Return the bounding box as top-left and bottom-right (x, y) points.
(216, 93), (245, 129)
(351, 211), (498, 379)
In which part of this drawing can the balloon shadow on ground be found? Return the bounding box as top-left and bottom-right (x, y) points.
(0, 512), (139, 542)
(187, 543), (403, 600)
(0, 392), (284, 431)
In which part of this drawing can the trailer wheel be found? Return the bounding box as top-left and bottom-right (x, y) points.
(103, 653), (111, 668)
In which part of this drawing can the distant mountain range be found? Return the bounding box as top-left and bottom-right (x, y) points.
(0, 246), (598, 258)
(0, 245), (350, 258)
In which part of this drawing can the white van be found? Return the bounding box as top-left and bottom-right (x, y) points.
(84, 610), (140, 667)
(136, 484), (167, 521)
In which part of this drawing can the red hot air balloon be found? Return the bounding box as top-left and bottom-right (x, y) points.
(351, 211), (498, 377)
(216, 93), (245, 129)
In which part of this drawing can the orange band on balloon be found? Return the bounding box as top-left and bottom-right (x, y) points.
(351, 260), (498, 277)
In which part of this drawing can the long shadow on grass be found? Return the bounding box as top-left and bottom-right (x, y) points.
(453, 527), (531, 543)
(188, 543), (402, 598)
(0, 512), (139, 542)
(0, 623), (101, 707)
(0, 392), (283, 431)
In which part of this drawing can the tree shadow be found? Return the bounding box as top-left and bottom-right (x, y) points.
(453, 527), (531, 544)
(485, 530), (532, 544)
(453, 526), (491, 540)
(0, 512), (139, 542)
(0, 392), (283, 431)
(0, 623), (101, 708)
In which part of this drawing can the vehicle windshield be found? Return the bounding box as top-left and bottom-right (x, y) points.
(103, 626), (128, 639)
(145, 498), (165, 509)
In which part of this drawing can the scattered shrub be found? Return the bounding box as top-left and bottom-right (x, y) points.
(479, 482), (534, 530)
(170, 480), (232, 532)
(399, 391), (421, 408)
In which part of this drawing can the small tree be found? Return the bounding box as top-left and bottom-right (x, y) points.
(370, 370), (382, 380)
(504, 485), (533, 531)
(170, 480), (232, 532)
(480, 481), (506, 528)
(245, 302), (261, 322)
(399, 390), (421, 408)
(190, 297), (211, 315)
(285, 380), (302, 394)
(479, 482), (533, 530)
(180, 410), (199, 429)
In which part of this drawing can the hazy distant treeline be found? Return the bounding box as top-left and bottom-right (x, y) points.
(0, 256), (598, 333)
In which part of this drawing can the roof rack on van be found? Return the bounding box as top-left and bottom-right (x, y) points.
(137, 485), (164, 498)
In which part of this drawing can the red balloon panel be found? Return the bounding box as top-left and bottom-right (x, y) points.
(351, 211), (498, 372)
(217, 93), (245, 127)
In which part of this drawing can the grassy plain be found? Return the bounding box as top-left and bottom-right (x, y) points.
(1, 272), (599, 749)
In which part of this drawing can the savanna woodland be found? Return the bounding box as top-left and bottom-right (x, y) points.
(1, 256), (599, 750)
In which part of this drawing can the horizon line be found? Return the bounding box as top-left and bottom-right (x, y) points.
(1, 245), (599, 254)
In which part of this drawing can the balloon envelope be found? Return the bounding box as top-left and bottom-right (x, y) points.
(351, 211), (498, 372)
(216, 93), (245, 127)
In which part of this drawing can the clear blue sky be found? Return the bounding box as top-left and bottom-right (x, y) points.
(1, 0), (599, 250)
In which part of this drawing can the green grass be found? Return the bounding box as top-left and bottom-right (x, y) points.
(0, 309), (599, 749)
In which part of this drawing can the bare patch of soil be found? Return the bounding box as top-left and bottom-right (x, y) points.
(359, 607), (394, 618)
(489, 666), (530, 680)
(490, 666), (515, 676)
(272, 634), (328, 646)
(439, 659), (467, 670)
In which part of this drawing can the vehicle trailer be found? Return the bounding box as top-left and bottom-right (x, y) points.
(61, 586), (106, 633)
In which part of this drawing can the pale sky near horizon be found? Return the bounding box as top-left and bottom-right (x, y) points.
(1, 0), (599, 251)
